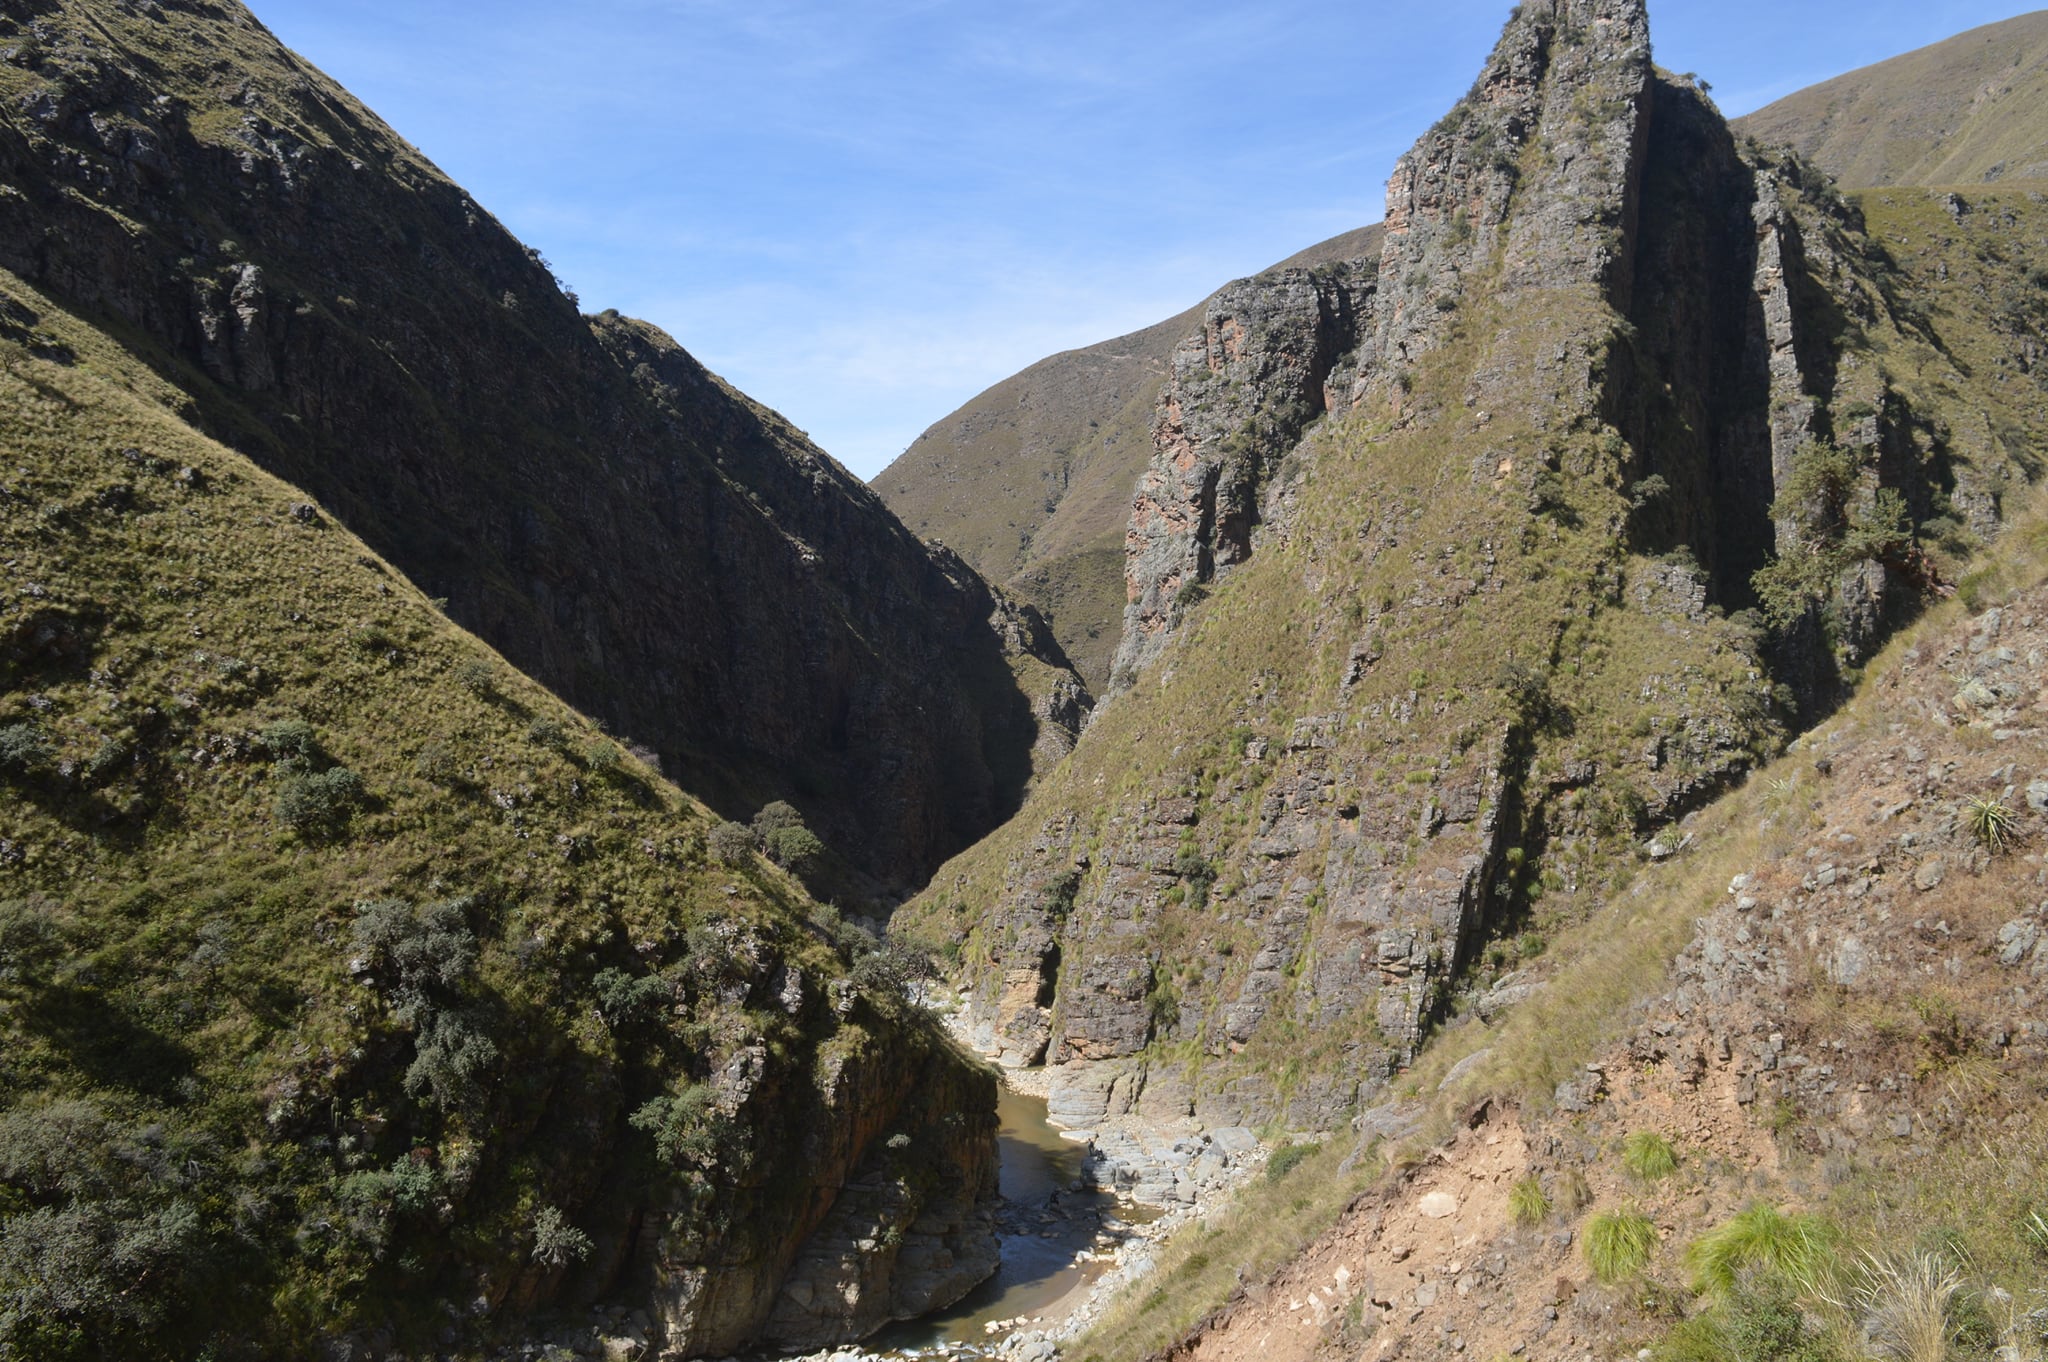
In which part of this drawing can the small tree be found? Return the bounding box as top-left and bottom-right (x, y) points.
(532, 1206), (592, 1267)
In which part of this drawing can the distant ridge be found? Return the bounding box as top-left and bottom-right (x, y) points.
(873, 224), (1383, 691)
(1734, 9), (2048, 186)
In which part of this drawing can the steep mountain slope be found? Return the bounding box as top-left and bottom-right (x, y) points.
(0, 0), (1086, 899)
(900, 0), (2046, 1165)
(0, 268), (997, 1358)
(1733, 9), (2048, 187)
(875, 226), (1383, 692)
(1082, 499), (2048, 1362)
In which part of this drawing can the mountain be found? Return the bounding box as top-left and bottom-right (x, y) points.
(0, 265), (997, 1357)
(899, 0), (2045, 1253)
(874, 226), (1384, 693)
(1732, 9), (2048, 186)
(0, 0), (1088, 900)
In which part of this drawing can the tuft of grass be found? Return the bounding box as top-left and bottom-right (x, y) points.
(1623, 1130), (1680, 1183)
(1585, 1206), (1660, 1284)
(1830, 1251), (1964, 1362)
(1686, 1204), (1839, 1298)
(1964, 793), (2021, 853)
(1509, 1174), (1551, 1227)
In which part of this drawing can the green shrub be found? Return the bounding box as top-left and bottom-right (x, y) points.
(708, 821), (755, 866)
(525, 717), (567, 749)
(1623, 1130), (1679, 1182)
(274, 765), (362, 832)
(764, 825), (826, 877)
(258, 718), (317, 761)
(1656, 1276), (1837, 1362)
(0, 722), (52, 776)
(1509, 1175), (1550, 1227)
(453, 659), (496, 696)
(1266, 1143), (1317, 1184)
(581, 740), (621, 773)
(630, 1084), (726, 1166)
(1585, 1206), (1659, 1284)
(751, 800), (806, 835)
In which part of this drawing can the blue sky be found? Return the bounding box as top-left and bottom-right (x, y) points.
(254, 1), (2042, 480)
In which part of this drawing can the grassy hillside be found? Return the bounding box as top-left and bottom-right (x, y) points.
(1734, 9), (2048, 186)
(1076, 484), (2048, 1362)
(0, 266), (990, 1359)
(874, 225), (1384, 691)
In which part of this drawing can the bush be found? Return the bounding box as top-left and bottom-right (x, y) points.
(274, 766), (362, 833)
(258, 717), (318, 762)
(708, 821), (755, 866)
(751, 800), (805, 835)
(531, 1205), (593, 1267)
(453, 659), (496, 696)
(525, 717), (567, 750)
(1585, 1206), (1659, 1284)
(1509, 1174), (1550, 1227)
(630, 1085), (726, 1166)
(1686, 1204), (1838, 1298)
(0, 722), (52, 776)
(763, 824), (826, 877)
(1623, 1130), (1679, 1182)
(403, 1007), (497, 1110)
(350, 896), (480, 1024)
(1266, 1143), (1317, 1184)
(581, 740), (621, 773)
(1657, 1276), (1837, 1362)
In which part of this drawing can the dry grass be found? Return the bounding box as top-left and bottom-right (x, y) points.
(1070, 1135), (1383, 1362)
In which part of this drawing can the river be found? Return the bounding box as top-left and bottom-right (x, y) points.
(868, 1087), (1126, 1351)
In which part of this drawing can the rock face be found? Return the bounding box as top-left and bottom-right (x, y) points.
(1111, 263), (1374, 692)
(904, 0), (2042, 1135)
(0, 0), (1086, 896)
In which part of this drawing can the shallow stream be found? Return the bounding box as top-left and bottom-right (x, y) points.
(867, 1087), (1120, 1351)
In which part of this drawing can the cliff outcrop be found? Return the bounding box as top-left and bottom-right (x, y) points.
(0, 0), (1085, 898)
(903, 0), (2045, 1141)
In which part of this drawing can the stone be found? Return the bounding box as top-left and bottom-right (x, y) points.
(1915, 859), (1947, 892)
(1418, 1191), (1460, 1219)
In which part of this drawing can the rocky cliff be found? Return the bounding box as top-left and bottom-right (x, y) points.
(0, 0), (1086, 899)
(901, 0), (2045, 1142)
